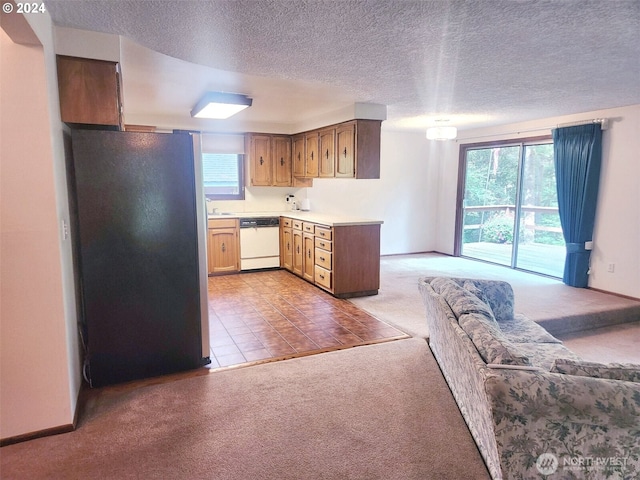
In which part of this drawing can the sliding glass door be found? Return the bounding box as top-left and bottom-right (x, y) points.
(457, 138), (564, 277)
(460, 145), (519, 266)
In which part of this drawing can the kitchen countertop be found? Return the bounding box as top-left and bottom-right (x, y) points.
(208, 211), (383, 227)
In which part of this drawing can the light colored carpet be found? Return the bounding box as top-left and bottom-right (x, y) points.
(0, 338), (490, 480)
(350, 252), (640, 341)
(556, 321), (640, 364)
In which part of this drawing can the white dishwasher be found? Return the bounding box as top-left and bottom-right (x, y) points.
(239, 217), (281, 270)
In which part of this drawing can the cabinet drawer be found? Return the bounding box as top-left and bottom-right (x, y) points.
(315, 226), (332, 240)
(281, 217), (292, 228)
(292, 220), (303, 230)
(314, 265), (332, 290)
(315, 248), (332, 270)
(208, 218), (237, 229)
(314, 237), (332, 252)
(302, 222), (315, 233)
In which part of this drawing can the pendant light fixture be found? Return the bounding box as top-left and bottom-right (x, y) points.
(191, 92), (253, 119)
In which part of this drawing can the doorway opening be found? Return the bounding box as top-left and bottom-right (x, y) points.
(454, 136), (564, 278)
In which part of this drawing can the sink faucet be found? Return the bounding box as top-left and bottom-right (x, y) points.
(205, 198), (218, 215)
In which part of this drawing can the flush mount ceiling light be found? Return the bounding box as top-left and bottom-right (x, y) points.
(426, 120), (457, 140)
(190, 92), (253, 119)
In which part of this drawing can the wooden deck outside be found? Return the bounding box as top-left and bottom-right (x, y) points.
(461, 241), (565, 278)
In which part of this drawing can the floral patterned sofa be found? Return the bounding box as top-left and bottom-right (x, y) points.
(418, 276), (640, 480)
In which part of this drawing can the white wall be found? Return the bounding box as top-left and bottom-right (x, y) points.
(54, 26), (120, 62)
(435, 105), (640, 298)
(308, 130), (437, 255)
(0, 13), (80, 439)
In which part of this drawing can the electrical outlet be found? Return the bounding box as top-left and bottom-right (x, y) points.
(607, 263), (615, 273)
(62, 219), (69, 240)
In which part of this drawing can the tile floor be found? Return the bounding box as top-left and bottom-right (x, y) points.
(206, 269), (408, 369)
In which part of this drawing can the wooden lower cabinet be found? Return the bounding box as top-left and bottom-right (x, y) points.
(280, 217), (380, 298)
(292, 228), (303, 276)
(280, 220), (293, 271)
(330, 224), (380, 297)
(207, 218), (240, 275)
(303, 231), (315, 282)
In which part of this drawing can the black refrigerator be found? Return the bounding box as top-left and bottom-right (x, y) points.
(70, 129), (210, 387)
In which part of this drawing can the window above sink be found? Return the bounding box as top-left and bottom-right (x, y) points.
(199, 132), (246, 201)
(203, 152), (245, 200)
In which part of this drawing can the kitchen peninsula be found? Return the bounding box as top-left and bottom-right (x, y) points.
(208, 211), (382, 298)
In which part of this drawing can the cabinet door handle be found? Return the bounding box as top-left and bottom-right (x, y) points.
(308, 249), (311, 259)
(259, 156), (264, 165)
(319, 274), (325, 279)
(287, 242), (290, 250)
(297, 245), (300, 254)
(297, 152), (301, 161)
(320, 256), (325, 262)
(325, 149), (329, 159)
(221, 243), (226, 253)
(310, 151), (314, 161)
(343, 147), (347, 157)
(280, 157), (284, 166)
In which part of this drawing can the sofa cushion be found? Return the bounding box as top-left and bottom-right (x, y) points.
(430, 278), (496, 321)
(458, 313), (531, 366)
(464, 279), (515, 322)
(498, 314), (562, 344)
(462, 280), (490, 306)
(480, 282), (514, 322)
(515, 343), (581, 371)
(551, 358), (640, 382)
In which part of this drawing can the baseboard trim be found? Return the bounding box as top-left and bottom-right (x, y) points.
(380, 250), (440, 258)
(1, 384), (83, 447)
(589, 287), (640, 302)
(0, 423), (75, 447)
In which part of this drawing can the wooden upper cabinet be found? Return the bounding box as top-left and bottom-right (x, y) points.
(247, 119), (380, 185)
(304, 132), (319, 177)
(250, 134), (273, 186)
(56, 55), (122, 128)
(246, 133), (292, 186)
(319, 128), (336, 177)
(292, 134), (305, 177)
(335, 123), (355, 178)
(353, 120), (382, 179)
(272, 135), (292, 186)
(302, 119), (381, 180)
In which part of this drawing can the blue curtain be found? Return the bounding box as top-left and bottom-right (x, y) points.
(552, 124), (603, 287)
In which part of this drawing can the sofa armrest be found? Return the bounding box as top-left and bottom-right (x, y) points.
(485, 370), (640, 478)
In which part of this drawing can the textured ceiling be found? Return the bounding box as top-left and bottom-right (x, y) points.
(44, 0), (640, 131)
